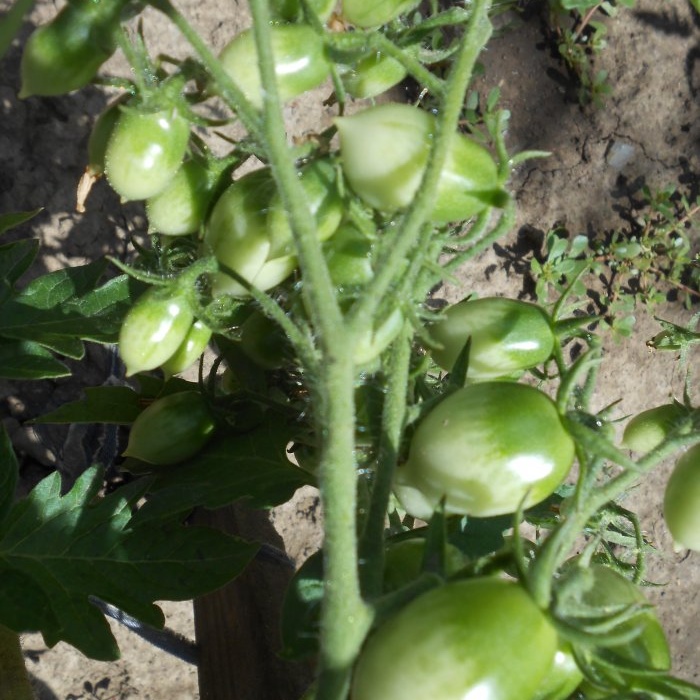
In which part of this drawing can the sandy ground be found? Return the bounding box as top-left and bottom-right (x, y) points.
(1, 0), (698, 696)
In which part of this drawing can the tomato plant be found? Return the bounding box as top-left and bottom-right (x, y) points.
(351, 578), (558, 700)
(395, 382), (575, 518)
(663, 444), (700, 551)
(428, 296), (555, 380)
(123, 390), (217, 464)
(4, 1), (700, 699)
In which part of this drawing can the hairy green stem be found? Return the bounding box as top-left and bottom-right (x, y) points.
(0, 625), (33, 700)
(246, 2), (373, 698)
(359, 325), (413, 598)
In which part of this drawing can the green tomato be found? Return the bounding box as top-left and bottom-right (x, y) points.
(118, 288), (194, 377)
(323, 223), (374, 290)
(267, 158), (343, 257)
(352, 577), (558, 700)
(342, 0), (420, 27)
(105, 107), (190, 201)
(621, 402), (687, 452)
(382, 538), (466, 593)
(531, 640), (583, 700)
(336, 103), (506, 223)
(429, 297), (555, 381)
(663, 444), (700, 551)
(219, 25), (331, 110)
(146, 159), (222, 236)
(123, 391), (216, 465)
(19, 0), (131, 98)
(160, 320), (212, 377)
(395, 382), (575, 519)
(239, 310), (291, 370)
(269, 0), (336, 23)
(341, 51), (408, 99)
(203, 169), (294, 297)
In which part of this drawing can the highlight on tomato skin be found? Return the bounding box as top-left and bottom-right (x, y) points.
(394, 382), (575, 519)
(351, 577), (558, 700)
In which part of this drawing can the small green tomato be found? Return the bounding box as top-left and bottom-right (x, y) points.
(664, 444), (700, 551)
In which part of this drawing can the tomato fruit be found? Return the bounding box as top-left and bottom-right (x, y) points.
(663, 444), (700, 551)
(323, 223), (374, 290)
(336, 103), (506, 223)
(382, 538), (466, 593)
(395, 382), (575, 519)
(341, 52), (408, 99)
(203, 169), (293, 297)
(118, 288), (194, 376)
(123, 391), (216, 465)
(160, 320), (213, 377)
(342, 0), (421, 28)
(146, 159), (225, 236)
(270, 0), (336, 23)
(105, 107), (190, 201)
(621, 402), (686, 453)
(239, 310), (291, 370)
(351, 577), (558, 700)
(429, 297), (555, 381)
(19, 0), (131, 98)
(219, 25), (331, 110)
(531, 640), (582, 700)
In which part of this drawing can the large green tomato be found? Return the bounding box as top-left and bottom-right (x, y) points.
(352, 577), (558, 700)
(429, 297), (555, 381)
(395, 383), (575, 519)
(336, 103), (506, 223)
(663, 444), (700, 551)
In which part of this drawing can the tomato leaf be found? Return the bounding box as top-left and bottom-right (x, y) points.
(0, 208), (42, 235)
(0, 238), (39, 287)
(0, 339), (71, 379)
(0, 464), (258, 661)
(131, 414), (314, 525)
(32, 386), (143, 425)
(0, 269), (144, 352)
(0, 426), (18, 526)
